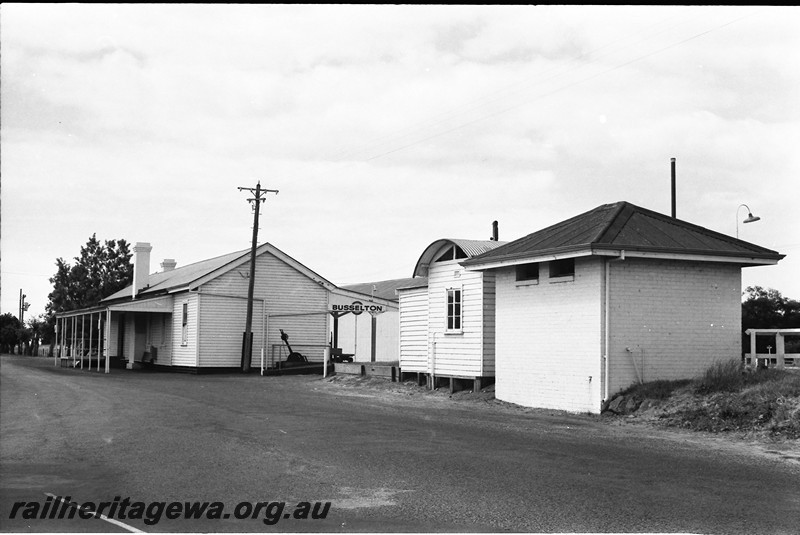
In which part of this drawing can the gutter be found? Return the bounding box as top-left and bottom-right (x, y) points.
(603, 250), (626, 404)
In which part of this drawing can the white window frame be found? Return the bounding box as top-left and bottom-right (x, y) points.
(181, 302), (189, 346)
(445, 286), (463, 334)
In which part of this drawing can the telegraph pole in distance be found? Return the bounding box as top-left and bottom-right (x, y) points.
(237, 181), (278, 372)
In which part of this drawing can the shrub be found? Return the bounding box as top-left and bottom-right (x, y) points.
(694, 359), (744, 395)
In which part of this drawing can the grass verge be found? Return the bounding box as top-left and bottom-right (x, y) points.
(610, 361), (800, 439)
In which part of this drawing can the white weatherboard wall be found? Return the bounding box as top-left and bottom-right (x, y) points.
(427, 257), (490, 377)
(149, 313), (172, 365)
(197, 294), (264, 367)
(481, 271), (497, 377)
(398, 286), (429, 372)
(494, 257), (603, 413)
(335, 310), (400, 362)
(606, 258), (741, 395)
(171, 293), (199, 367)
(107, 315), (120, 358)
(199, 251), (329, 367)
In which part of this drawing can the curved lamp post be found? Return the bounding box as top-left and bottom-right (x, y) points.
(737, 204), (761, 238)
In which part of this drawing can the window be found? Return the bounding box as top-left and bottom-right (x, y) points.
(549, 258), (575, 279)
(436, 245), (467, 262)
(516, 263), (539, 282)
(446, 288), (462, 331)
(181, 303), (188, 345)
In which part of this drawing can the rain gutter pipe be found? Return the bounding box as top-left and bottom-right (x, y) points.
(604, 250), (626, 403)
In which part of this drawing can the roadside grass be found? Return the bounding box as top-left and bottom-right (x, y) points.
(614, 360), (800, 439)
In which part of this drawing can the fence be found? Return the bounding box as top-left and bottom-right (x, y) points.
(744, 328), (800, 369)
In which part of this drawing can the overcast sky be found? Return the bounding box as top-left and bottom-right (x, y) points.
(2, 4), (799, 319)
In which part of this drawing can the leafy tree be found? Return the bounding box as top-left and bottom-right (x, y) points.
(0, 313), (22, 354)
(742, 286), (800, 353)
(44, 235), (133, 355)
(47, 235), (133, 313)
(26, 315), (48, 356)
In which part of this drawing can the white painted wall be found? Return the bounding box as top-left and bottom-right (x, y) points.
(200, 250), (329, 367)
(171, 293), (199, 367)
(197, 293), (264, 367)
(335, 309), (399, 362)
(398, 286), (429, 372)
(427, 253), (492, 377)
(606, 258), (741, 395)
(494, 257), (604, 413)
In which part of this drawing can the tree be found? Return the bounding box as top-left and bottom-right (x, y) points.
(44, 235), (133, 354)
(26, 314), (48, 356)
(741, 286), (800, 353)
(0, 313), (22, 354)
(47, 235), (133, 313)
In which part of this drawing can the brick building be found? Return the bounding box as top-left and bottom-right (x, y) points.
(461, 201), (784, 413)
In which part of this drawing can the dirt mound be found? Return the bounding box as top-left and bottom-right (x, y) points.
(602, 369), (800, 440)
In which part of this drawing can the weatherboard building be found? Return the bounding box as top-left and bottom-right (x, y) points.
(54, 242), (401, 372)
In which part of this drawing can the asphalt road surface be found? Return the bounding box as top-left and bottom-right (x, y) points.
(1, 355), (799, 534)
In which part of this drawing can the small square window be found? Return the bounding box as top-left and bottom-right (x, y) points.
(549, 258), (575, 279)
(516, 263), (539, 282)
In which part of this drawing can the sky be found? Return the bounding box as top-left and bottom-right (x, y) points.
(2, 4), (799, 320)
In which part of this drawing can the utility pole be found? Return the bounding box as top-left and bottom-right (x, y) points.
(237, 181), (278, 372)
(19, 289), (28, 323)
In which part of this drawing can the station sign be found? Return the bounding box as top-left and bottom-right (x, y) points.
(329, 300), (384, 316)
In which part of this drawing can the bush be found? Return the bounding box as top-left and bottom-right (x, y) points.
(694, 359), (744, 394)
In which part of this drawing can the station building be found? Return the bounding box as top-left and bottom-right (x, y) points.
(397, 236), (506, 391)
(54, 242), (399, 372)
(460, 201), (784, 413)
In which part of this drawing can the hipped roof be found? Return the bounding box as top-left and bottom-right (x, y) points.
(463, 201), (784, 269)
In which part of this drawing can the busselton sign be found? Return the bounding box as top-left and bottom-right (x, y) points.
(329, 301), (384, 315)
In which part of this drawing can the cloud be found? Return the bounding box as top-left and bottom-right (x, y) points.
(3, 5), (800, 317)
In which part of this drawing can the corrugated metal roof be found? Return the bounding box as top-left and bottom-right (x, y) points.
(102, 249), (248, 302)
(463, 201), (784, 267)
(341, 277), (425, 302)
(413, 239), (507, 277)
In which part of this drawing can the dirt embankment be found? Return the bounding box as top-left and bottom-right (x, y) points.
(324, 365), (800, 445)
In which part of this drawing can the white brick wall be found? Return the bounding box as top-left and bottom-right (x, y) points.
(607, 258), (741, 395)
(494, 257), (603, 413)
(493, 255), (742, 413)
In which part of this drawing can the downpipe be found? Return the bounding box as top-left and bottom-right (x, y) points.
(603, 251), (626, 404)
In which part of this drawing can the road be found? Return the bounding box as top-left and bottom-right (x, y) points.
(1, 354), (798, 533)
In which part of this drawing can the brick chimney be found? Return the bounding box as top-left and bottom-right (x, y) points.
(160, 258), (177, 272)
(132, 242), (152, 298)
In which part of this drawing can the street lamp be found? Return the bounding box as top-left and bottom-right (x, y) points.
(736, 204), (760, 238)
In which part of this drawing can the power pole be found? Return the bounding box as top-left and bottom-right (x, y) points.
(19, 289), (27, 323)
(237, 181), (278, 372)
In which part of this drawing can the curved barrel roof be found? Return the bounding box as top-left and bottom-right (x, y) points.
(413, 238), (507, 277)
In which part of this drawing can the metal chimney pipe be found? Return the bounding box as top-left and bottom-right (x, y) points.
(671, 158), (676, 218)
(492, 221), (499, 241)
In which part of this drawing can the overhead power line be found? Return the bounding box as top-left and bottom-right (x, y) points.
(322, 7), (765, 166)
